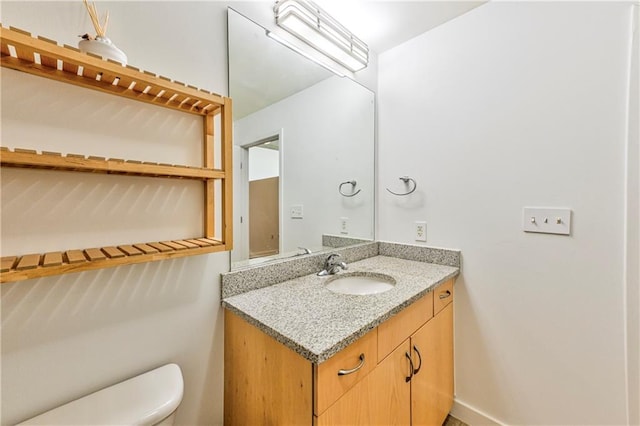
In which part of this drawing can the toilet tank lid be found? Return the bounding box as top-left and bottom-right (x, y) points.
(18, 364), (184, 426)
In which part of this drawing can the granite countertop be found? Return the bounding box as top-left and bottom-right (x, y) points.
(222, 255), (459, 364)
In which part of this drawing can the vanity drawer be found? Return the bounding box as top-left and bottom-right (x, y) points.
(433, 279), (454, 314)
(377, 292), (434, 363)
(314, 328), (378, 415)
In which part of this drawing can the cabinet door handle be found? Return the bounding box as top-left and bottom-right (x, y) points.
(338, 353), (365, 376)
(439, 290), (452, 299)
(405, 351), (414, 382)
(412, 345), (422, 375)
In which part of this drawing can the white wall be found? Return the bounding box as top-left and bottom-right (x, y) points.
(248, 148), (279, 181)
(378, 2), (636, 425)
(0, 2), (230, 424)
(626, 4), (640, 425)
(235, 76), (375, 255)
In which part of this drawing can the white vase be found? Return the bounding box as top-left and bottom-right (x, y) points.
(78, 36), (127, 65)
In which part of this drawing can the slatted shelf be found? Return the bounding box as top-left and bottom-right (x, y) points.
(0, 25), (224, 116)
(1, 25), (234, 283)
(0, 238), (225, 283)
(0, 147), (225, 180)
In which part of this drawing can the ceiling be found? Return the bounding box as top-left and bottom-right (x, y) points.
(313, 1), (485, 55)
(229, 1), (486, 118)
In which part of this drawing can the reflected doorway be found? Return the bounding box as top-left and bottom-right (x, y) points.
(245, 135), (281, 259)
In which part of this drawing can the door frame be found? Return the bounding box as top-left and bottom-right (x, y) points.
(239, 129), (285, 259)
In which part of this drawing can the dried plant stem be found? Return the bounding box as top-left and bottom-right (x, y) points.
(102, 11), (109, 36)
(83, 0), (108, 38)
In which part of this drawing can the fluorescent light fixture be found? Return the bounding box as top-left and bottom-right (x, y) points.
(266, 30), (346, 77)
(274, 0), (369, 72)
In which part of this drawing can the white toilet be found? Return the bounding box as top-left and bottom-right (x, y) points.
(18, 363), (184, 426)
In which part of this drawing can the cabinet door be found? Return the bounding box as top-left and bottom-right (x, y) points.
(224, 310), (313, 426)
(410, 302), (454, 426)
(378, 292), (433, 362)
(316, 341), (412, 426)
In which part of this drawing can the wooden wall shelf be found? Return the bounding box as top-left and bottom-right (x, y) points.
(1, 238), (225, 283)
(0, 26), (224, 116)
(0, 25), (233, 283)
(0, 147), (225, 180)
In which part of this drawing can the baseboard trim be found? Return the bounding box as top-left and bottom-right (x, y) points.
(451, 398), (504, 425)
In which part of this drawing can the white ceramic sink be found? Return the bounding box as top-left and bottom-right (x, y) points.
(325, 272), (396, 295)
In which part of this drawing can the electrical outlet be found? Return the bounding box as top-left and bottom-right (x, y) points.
(415, 221), (427, 242)
(340, 217), (349, 234)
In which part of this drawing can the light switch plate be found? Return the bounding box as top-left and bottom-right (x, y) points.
(523, 207), (571, 235)
(290, 205), (303, 219)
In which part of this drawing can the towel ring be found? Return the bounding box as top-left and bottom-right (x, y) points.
(386, 176), (417, 196)
(339, 180), (361, 197)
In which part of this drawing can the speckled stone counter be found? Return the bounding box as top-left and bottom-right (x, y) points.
(222, 242), (379, 298)
(222, 255), (459, 364)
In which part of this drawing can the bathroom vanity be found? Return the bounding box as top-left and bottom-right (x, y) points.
(222, 243), (459, 425)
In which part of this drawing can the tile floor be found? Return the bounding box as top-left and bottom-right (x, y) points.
(444, 414), (469, 426)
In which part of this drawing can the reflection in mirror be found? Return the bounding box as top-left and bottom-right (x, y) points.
(228, 8), (375, 269)
(247, 138), (280, 259)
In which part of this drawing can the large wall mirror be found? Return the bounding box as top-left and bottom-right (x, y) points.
(228, 8), (375, 269)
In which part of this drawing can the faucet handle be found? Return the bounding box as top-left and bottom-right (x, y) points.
(325, 253), (341, 267)
(318, 253), (346, 276)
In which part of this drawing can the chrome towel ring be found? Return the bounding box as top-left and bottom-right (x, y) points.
(339, 180), (361, 197)
(386, 176), (417, 196)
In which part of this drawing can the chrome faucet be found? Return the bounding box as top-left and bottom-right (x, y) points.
(318, 253), (348, 276)
(297, 246), (312, 255)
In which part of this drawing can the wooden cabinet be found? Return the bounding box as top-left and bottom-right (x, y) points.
(317, 282), (454, 426)
(316, 342), (411, 426)
(0, 26), (233, 283)
(378, 291), (434, 362)
(433, 279), (453, 315)
(314, 328), (378, 415)
(224, 310), (313, 425)
(410, 302), (454, 425)
(224, 278), (454, 426)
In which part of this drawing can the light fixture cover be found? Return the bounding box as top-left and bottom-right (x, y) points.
(274, 0), (369, 72)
